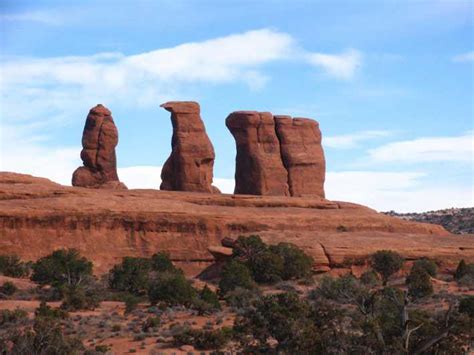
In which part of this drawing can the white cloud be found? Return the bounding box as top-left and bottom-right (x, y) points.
(0, 11), (62, 25)
(325, 171), (473, 212)
(118, 166), (162, 189)
(306, 49), (362, 79)
(0, 29), (294, 123)
(324, 130), (391, 149)
(452, 51), (474, 62)
(368, 132), (474, 163)
(0, 124), (80, 185)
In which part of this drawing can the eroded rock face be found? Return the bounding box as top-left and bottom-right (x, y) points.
(1, 172), (469, 278)
(160, 101), (218, 193)
(275, 116), (326, 197)
(72, 104), (126, 189)
(226, 111), (326, 197)
(226, 111), (290, 196)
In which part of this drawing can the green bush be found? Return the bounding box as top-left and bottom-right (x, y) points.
(0, 308), (28, 325)
(108, 257), (151, 295)
(232, 235), (267, 262)
(218, 260), (255, 295)
(94, 344), (111, 353)
(412, 258), (437, 277)
(234, 292), (320, 352)
(150, 252), (175, 272)
(270, 243), (314, 280)
(142, 316), (160, 332)
(199, 285), (221, 310)
(224, 287), (260, 310)
(123, 294), (140, 314)
(60, 284), (101, 311)
(249, 251), (284, 284)
(148, 271), (197, 306)
(458, 296), (474, 318)
(0, 255), (29, 278)
(1, 281), (18, 296)
(371, 250), (404, 285)
(406, 268), (433, 299)
(31, 249), (93, 288)
(35, 300), (68, 320)
(6, 318), (83, 353)
(360, 270), (380, 287)
(455, 259), (474, 281)
(173, 327), (232, 350)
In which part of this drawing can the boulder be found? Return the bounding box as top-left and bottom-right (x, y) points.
(72, 104), (126, 189)
(226, 111), (289, 196)
(275, 115), (326, 197)
(160, 101), (218, 193)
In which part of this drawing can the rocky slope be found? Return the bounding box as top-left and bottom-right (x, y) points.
(384, 208), (474, 235)
(0, 172), (472, 275)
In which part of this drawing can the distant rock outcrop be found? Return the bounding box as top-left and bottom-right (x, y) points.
(226, 111), (325, 197)
(72, 104), (126, 189)
(160, 101), (219, 193)
(226, 111), (290, 196)
(275, 116), (326, 197)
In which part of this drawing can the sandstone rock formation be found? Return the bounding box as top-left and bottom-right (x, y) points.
(275, 116), (326, 197)
(72, 104), (126, 189)
(160, 101), (218, 193)
(2, 173), (472, 277)
(226, 111), (290, 196)
(226, 111), (326, 197)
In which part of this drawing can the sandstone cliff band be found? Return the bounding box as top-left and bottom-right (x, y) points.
(72, 102), (326, 198)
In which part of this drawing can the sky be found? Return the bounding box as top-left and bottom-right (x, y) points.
(0, 0), (473, 212)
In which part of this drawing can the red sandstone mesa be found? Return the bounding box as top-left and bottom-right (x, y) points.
(72, 104), (126, 189)
(275, 115), (326, 197)
(160, 101), (219, 193)
(226, 111), (290, 196)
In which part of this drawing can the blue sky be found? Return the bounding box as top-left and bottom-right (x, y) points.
(0, 0), (473, 212)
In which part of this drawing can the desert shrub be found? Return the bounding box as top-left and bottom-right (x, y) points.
(218, 260), (255, 295)
(31, 249), (93, 288)
(412, 258), (437, 277)
(371, 250), (404, 285)
(148, 271), (197, 306)
(224, 287), (260, 310)
(0, 255), (29, 278)
(458, 296), (474, 318)
(234, 292), (320, 352)
(6, 317), (83, 354)
(35, 300), (68, 320)
(407, 271), (433, 299)
(150, 252), (175, 272)
(270, 242), (314, 280)
(232, 235), (267, 262)
(0, 308), (28, 326)
(313, 275), (364, 302)
(199, 285), (221, 310)
(249, 251), (284, 284)
(173, 327), (232, 350)
(142, 316), (160, 332)
(123, 294), (140, 314)
(455, 259), (474, 281)
(94, 344), (111, 353)
(360, 270), (380, 287)
(1, 281), (18, 296)
(60, 284), (101, 311)
(108, 257), (151, 295)
(406, 267), (433, 299)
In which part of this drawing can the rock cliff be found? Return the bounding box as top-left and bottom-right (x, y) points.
(160, 101), (219, 193)
(1, 173), (471, 276)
